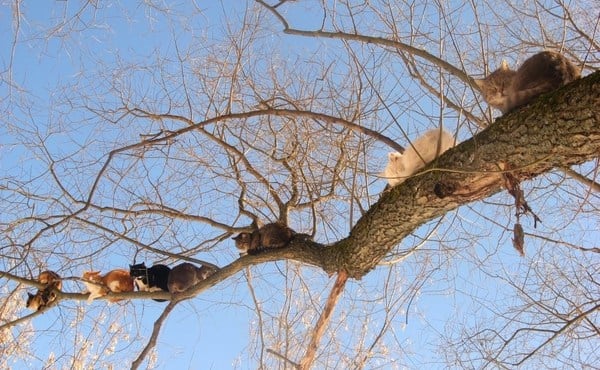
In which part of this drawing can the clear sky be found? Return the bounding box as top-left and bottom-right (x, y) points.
(1, 1), (597, 369)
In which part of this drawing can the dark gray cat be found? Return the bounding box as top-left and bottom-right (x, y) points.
(475, 51), (579, 113)
(167, 262), (214, 293)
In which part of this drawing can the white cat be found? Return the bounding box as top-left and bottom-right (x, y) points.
(382, 129), (454, 187)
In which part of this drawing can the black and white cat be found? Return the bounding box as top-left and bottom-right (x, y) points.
(129, 262), (171, 302)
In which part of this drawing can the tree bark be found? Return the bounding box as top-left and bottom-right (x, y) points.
(261, 71), (600, 279)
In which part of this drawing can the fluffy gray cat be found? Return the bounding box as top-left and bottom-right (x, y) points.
(475, 51), (579, 114)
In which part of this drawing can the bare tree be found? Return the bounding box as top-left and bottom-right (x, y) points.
(0, 1), (598, 368)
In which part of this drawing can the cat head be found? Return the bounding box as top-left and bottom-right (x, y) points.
(387, 152), (406, 172)
(26, 290), (57, 311)
(232, 233), (252, 254)
(38, 270), (62, 290)
(130, 263), (150, 290)
(197, 265), (215, 280)
(474, 60), (517, 110)
(82, 271), (102, 282)
(26, 292), (42, 311)
(129, 262), (148, 276)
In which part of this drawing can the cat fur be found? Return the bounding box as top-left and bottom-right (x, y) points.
(382, 129), (455, 187)
(475, 51), (579, 114)
(82, 269), (134, 303)
(130, 262), (171, 302)
(167, 262), (215, 293)
(25, 270), (62, 311)
(232, 222), (295, 256)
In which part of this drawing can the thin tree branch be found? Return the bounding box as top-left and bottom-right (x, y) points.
(131, 301), (179, 370)
(561, 167), (600, 192)
(256, 0), (478, 89)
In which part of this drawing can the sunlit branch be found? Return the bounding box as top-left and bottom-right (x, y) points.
(298, 271), (348, 369)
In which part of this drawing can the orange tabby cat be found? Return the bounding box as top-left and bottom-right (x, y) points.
(82, 269), (134, 303)
(26, 270), (62, 311)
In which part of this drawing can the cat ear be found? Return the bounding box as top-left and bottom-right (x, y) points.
(388, 152), (402, 161)
(499, 59), (509, 70)
(27, 292), (34, 299)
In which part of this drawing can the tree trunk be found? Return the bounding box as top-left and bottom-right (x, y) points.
(271, 71), (600, 279)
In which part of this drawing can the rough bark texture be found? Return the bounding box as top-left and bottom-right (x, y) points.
(273, 70), (599, 279)
(175, 70), (599, 289)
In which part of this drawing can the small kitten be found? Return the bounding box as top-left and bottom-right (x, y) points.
(129, 262), (171, 302)
(25, 270), (62, 311)
(167, 262), (215, 293)
(232, 222), (294, 255)
(382, 129), (454, 187)
(475, 51), (580, 113)
(82, 269), (134, 303)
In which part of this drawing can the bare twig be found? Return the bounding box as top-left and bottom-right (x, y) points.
(131, 301), (179, 370)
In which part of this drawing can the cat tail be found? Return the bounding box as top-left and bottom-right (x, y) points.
(292, 232), (312, 241)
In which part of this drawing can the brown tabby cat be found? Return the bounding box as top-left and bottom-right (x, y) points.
(232, 222), (294, 256)
(475, 51), (580, 113)
(82, 269), (134, 303)
(167, 262), (215, 293)
(26, 270), (62, 311)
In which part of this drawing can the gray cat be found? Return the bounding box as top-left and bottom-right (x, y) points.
(475, 51), (579, 114)
(167, 262), (214, 293)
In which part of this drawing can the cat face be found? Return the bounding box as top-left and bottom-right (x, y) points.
(232, 233), (252, 254)
(26, 292), (43, 311)
(387, 152), (406, 172)
(129, 262), (147, 275)
(38, 270), (61, 289)
(82, 271), (102, 283)
(475, 62), (516, 109)
(26, 289), (57, 311)
(130, 263), (149, 287)
(197, 266), (214, 280)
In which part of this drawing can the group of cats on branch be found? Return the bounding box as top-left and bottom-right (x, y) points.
(25, 222), (299, 311)
(24, 51), (580, 311)
(25, 262), (216, 311)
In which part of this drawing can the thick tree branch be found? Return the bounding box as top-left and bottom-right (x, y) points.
(238, 71), (600, 279)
